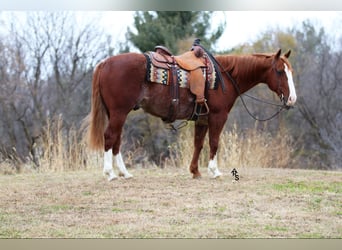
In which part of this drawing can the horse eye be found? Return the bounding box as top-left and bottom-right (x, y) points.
(277, 69), (284, 75)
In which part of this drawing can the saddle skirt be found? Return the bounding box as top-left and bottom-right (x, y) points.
(144, 49), (218, 90)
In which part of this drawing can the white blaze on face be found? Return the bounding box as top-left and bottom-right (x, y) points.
(284, 63), (297, 106)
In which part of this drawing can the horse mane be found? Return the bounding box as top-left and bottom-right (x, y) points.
(215, 54), (268, 81)
(251, 53), (293, 70)
(215, 53), (292, 81)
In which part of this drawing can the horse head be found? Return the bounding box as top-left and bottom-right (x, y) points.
(267, 49), (297, 108)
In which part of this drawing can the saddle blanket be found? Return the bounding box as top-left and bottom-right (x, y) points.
(144, 53), (218, 90)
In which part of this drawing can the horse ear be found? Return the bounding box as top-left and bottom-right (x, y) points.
(275, 49), (281, 59)
(284, 50), (291, 58)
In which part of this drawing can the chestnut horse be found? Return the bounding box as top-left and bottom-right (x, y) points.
(83, 49), (297, 180)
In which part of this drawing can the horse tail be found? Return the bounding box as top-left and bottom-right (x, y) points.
(82, 62), (107, 151)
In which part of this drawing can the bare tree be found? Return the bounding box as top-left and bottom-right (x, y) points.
(221, 21), (342, 169)
(0, 12), (114, 166)
(289, 22), (342, 169)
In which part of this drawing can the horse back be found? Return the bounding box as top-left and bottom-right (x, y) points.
(98, 53), (147, 111)
(100, 53), (147, 78)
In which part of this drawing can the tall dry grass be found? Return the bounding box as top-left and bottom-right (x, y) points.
(220, 124), (294, 169)
(38, 116), (101, 172)
(167, 122), (295, 170)
(0, 116), (103, 174)
(1, 116), (295, 174)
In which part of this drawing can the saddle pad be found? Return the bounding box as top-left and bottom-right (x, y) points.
(144, 53), (218, 90)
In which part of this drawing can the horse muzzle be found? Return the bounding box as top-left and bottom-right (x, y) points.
(280, 94), (294, 110)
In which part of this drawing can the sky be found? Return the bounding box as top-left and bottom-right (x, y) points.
(100, 11), (342, 52)
(1, 11), (341, 52)
(213, 11), (342, 50)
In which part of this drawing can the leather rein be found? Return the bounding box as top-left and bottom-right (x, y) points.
(218, 59), (292, 122)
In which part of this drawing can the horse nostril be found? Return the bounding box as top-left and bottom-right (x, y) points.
(287, 95), (297, 106)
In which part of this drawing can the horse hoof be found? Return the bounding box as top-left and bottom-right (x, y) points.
(192, 173), (202, 179)
(124, 173), (133, 179)
(212, 171), (222, 179)
(104, 170), (118, 181)
(208, 167), (222, 179)
(119, 172), (133, 179)
(106, 174), (118, 181)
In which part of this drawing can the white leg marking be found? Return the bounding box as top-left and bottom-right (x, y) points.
(208, 155), (222, 178)
(284, 64), (297, 106)
(103, 149), (117, 181)
(115, 152), (133, 179)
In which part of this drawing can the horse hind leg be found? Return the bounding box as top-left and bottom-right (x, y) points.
(103, 149), (117, 181)
(103, 151), (133, 180)
(115, 151), (133, 179)
(103, 115), (133, 181)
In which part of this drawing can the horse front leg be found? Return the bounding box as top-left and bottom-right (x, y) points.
(189, 124), (208, 178)
(207, 113), (227, 178)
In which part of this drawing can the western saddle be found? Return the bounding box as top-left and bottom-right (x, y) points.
(148, 43), (211, 123)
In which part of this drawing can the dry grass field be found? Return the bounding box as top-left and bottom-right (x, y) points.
(0, 166), (341, 238)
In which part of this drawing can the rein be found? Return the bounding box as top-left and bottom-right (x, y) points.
(221, 61), (290, 122)
(237, 94), (287, 122)
(192, 39), (289, 122)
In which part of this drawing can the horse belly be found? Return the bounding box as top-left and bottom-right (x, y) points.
(139, 83), (195, 120)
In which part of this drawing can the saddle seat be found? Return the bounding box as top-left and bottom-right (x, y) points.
(150, 45), (207, 104)
(151, 46), (174, 69)
(152, 45), (206, 70)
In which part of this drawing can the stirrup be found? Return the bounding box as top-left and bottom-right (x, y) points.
(194, 100), (209, 116)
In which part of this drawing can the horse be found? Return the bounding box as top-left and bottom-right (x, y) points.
(83, 48), (297, 180)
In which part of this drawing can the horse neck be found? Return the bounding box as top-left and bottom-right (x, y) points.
(217, 54), (270, 94)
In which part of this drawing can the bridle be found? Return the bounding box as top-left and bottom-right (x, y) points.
(222, 60), (292, 122)
(168, 63), (291, 131)
(190, 39), (293, 122)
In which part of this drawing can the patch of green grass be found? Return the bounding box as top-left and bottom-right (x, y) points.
(264, 225), (288, 232)
(82, 191), (93, 196)
(299, 232), (324, 238)
(137, 208), (154, 214)
(112, 207), (124, 213)
(309, 197), (323, 210)
(0, 228), (22, 238)
(49, 228), (68, 238)
(0, 212), (7, 222)
(40, 204), (73, 214)
(216, 206), (227, 213)
(272, 180), (341, 194)
(52, 204), (73, 211)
